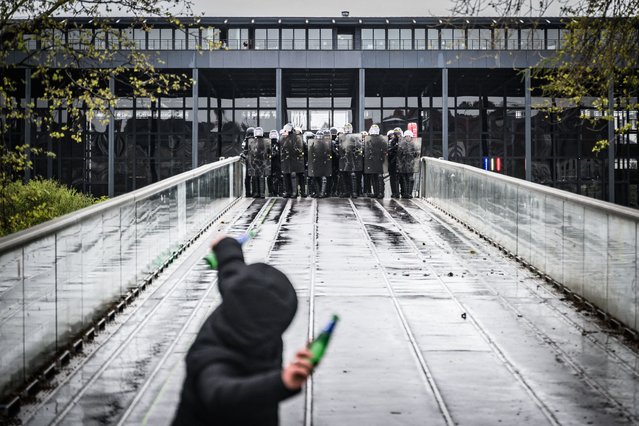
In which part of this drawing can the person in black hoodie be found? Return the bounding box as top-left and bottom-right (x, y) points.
(172, 236), (313, 426)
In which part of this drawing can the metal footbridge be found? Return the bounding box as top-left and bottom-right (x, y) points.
(2, 157), (639, 425)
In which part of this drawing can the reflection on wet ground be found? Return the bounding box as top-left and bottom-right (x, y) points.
(17, 197), (639, 426)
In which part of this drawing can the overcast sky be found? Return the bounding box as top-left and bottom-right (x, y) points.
(187, 0), (567, 17)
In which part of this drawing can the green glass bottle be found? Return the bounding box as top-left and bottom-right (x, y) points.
(204, 229), (257, 270)
(308, 314), (339, 365)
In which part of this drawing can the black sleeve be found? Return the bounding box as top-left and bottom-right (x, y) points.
(196, 364), (298, 411)
(213, 237), (245, 297)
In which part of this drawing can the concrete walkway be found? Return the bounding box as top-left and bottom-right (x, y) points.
(19, 197), (639, 425)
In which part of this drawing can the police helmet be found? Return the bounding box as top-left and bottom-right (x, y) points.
(361, 131), (368, 137)
(329, 127), (338, 136)
(254, 127), (264, 137)
(283, 123), (293, 133)
(269, 130), (279, 139)
(245, 127), (255, 138)
(403, 130), (414, 138)
(343, 123), (353, 133)
(369, 124), (380, 135)
(303, 131), (315, 142)
(294, 126), (303, 135)
(386, 130), (394, 137)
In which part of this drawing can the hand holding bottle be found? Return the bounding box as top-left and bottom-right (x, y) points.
(281, 347), (313, 391)
(204, 230), (257, 270)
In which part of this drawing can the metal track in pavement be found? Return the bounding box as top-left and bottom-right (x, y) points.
(347, 198), (456, 426)
(402, 197), (639, 423)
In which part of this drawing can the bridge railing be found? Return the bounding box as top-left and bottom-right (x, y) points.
(0, 157), (242, 401)
(419, 156), (639, 334)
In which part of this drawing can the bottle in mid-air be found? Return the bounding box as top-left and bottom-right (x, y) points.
(308, 314), (339, 365)
(204, 230), (257, 270)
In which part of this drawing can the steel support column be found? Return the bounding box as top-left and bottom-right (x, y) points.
(192, 68), (199, 169)
(276, 68), (283, 130)
(525, 68), (532, 181)
(442, 68), (448, 160)
(608, 82), (615, 203)
(108, 76), (115, 197)
(358, 69), (365, 132)
(24, 68), (31, 182)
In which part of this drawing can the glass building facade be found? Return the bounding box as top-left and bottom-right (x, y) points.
(6, 17), (638, 205)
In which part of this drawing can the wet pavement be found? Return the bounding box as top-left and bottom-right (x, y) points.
(16, 197), (639, 425)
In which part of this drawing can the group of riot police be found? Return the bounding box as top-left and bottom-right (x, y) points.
(241, 124), (420, 199)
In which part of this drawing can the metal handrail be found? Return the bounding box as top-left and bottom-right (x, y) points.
(0, 156), (241, 254)
(420, 156), (639, 221)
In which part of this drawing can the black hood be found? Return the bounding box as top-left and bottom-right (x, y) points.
(214, 262), (298, 351)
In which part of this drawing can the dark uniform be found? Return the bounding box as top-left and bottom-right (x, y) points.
(280, 125), (305, 198)
(329, 127), (340, 196)
(364, 125), (387, 199)
(307, 130), (332, 198)
(241, 127), (254, 197)
(360, 132), (372, 197)
(295, 128), (308, 198)
(247, 127), (271, 198)
(338, 125), (364, 198)
(388, 128), (401, 198)
(267, 130), (282, 196)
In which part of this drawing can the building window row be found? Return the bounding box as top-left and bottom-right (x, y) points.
(23, 26), (570, 51)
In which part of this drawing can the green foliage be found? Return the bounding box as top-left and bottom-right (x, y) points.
(534, 16), (639, 152)
(1, 0), (220, 192)
(0, 178), (105, 237)
(449, 0), (639, 154)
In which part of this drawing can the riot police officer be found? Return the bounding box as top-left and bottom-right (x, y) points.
(328, 127), (340, 196)
(241, 127), (254, 197)
(280, 124), (305, 198)
(364, 124), (388, 199)
(247, 127), (271, 198)
(397, 129), (419, 198)
(267, 130), (281, 196)
(360, 131), (372, 197)
(388, 127), (402, 198)
(307, 129), (332, 198)
(295, 126), (308, 198)
(338, 123), (364, 198)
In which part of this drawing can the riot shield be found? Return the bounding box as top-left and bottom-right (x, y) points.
(293, 134), (306, 173)
(245, 137), (257, 176)
(412, 137), (422, 173)
(364, 134), (388, 175)
(280, 133), (305, 174)
(338, 134), (363, 172)
(248, 136), (272, 177)
(308, 134), (332, 177)
(396, 136), (421, 173)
